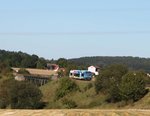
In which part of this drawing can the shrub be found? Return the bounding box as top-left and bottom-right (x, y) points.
(0, 62), (12, 75)
(0, 79), (13, 108)
(61, 98), (77, 109)
(95, 64), (128, 102)
(9, 81), (42, 109)
(84, 83), (93, 92)
(55, 78), (79, 100)
(120, 72), (147, 102)
(0, 79), (43, 109)
(58, 70), (66, 78)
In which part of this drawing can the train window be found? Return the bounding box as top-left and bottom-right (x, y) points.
(81, 73), (84, 77)
(74, 73), (80, 77)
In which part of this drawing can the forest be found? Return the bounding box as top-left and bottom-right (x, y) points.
(0, 50), (48, 69)
(70, 56), (150, 72)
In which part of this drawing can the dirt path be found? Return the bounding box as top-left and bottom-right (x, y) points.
(0, 109), (150, 116)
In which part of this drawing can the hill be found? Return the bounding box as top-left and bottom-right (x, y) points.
(40, 79), (150, 109)
(0, 50), (49, 69)
(70, 56), (150, 72)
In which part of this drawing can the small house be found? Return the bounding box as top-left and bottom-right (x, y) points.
(47, 64), (59, 72)
(88, 66), (100, 75)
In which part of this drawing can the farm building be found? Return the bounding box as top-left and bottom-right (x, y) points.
(12, 68), (58, 85)
(47, 64), (59, 71)
(12, 68), (56, 76)
(88, 66), (100, 75)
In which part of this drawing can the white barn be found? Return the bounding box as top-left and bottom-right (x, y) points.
(88, 66), (100, 76)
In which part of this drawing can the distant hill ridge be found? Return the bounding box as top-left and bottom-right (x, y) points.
(69, 56), (150, 72)
(1, 49), (150, 72)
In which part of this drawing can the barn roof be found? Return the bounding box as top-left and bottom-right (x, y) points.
(12, 68), (57, 76)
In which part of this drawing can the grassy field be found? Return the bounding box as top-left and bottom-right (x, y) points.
(0, 109), (150, 116)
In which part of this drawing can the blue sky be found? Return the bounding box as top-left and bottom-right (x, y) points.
(0, 0), (150, 59)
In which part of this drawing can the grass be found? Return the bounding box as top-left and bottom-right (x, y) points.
(125, 92), (150, 109)
(40, 79), (108, 109)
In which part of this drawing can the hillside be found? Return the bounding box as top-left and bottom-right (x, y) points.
(70, 56), (150, 72)
(40, 79), (104, 109)
(40, 79), (150, 109)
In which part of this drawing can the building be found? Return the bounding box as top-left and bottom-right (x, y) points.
(88, 66), (100, 76)
(12, 68), (57, 76)
(12, 68), (58, 85)
(15, 75), (25, 81)
(47, 64), (59, 72)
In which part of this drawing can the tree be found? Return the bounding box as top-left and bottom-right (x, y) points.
(58, 70), (66, 78)
(21, 55), (39, 68)
(120, 71), (147, 102)
(55, 78), (79, 100)
(0, 79), (43, 109)
(36, 58), (47, 69)
(95, 64), (128, 102)
(0, 62), (12, 75)
(57, 58), (68, 68)
(0, 79), (12, 108)
(9, 81), (43, 109)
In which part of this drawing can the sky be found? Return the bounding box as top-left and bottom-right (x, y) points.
(0, 0), (150, 59)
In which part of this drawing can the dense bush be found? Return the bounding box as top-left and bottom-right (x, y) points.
(58, 70), (66, 78)
(120, 72), (147, 102)
(56, 58), (68, 68)
(0, 62), (12, 75)
(55, 78), (79, 100)
(10, 81), (42, 109)
(0, 79), (43, 109)
(0, 79), (12, 108)
(84, 83), (93, 92)
(61, 98), (77, 109)
(95, 64), (147, 103)
(36, 58), (47, 69)
(95, 64), (128, 102)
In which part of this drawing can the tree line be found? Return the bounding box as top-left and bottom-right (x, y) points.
(0, 50), (48, 69)
(2, 49), (150, 73)
(70, 56), (150, 72)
